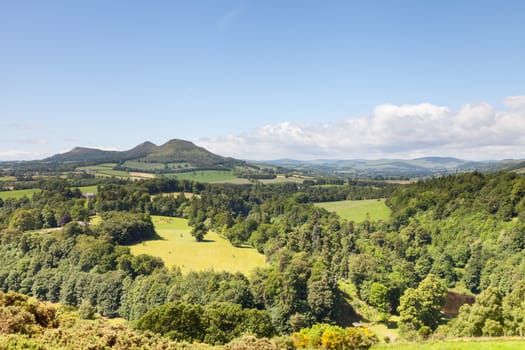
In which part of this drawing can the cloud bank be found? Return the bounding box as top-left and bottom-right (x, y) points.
(198, 96), (525, 160)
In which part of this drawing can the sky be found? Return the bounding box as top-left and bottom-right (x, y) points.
(1, 0), (525, 161)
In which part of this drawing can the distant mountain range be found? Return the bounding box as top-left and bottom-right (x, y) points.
(4, 139), (523, 179)
(261, 157), (524, 179)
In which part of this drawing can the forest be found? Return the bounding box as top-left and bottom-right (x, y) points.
(1, 171), (525, 348)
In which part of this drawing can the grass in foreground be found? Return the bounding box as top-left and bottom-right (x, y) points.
(373, 338), (525, 349)
(129, 216), (266, 275)
(315, 199), (391, 222)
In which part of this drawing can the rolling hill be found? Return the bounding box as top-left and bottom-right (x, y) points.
(19, 140), (525, 180)
(44, 139), (245, 169)
(262, 157), (523, 179)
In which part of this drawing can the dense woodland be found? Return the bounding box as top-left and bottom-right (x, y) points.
(1, 171), (525, 346)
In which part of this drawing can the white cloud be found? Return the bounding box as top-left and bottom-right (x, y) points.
(198, 96), (525, 160)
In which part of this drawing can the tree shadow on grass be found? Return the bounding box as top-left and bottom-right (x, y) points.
(146, 230), (166, 241)
(333, 288), (363, 327)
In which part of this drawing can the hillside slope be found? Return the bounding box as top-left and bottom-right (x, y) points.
(43, 139), (245, 169)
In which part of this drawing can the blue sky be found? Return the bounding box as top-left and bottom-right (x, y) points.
(1, 0), (525, 160)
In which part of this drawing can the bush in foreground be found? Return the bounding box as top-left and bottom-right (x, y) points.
(291, 323), (378, 349)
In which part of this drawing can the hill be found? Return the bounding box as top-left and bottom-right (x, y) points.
(44, 139), (245, 168)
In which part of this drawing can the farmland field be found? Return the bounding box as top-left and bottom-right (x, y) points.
(129, 216), (266, 275)
(259, 175), (306, 184)
(0, 188), (40, 200)
(76, 163), (117, 171)
(372, 339), (525, 350)
(77, 185), (98, 194)
(212, 174), (309, 185)
(170, 170), (237, 182)
(122, 160), (165, 171)
(129, 172), (156, 179)
(76, 163), (131, 178)
(315, 199), (391, 222)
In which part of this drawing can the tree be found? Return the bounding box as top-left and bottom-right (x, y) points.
(398, 274), (446, 333)
(191, 221), (208, 242)
(9, 209), (41, 232)
(503, 281), (525, 336)
(449, 287), (503, 337)
(369, 282), (389, 313)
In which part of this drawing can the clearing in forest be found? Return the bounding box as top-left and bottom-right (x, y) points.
(315, 199), (391, 222)
(129, 216), (266, 275)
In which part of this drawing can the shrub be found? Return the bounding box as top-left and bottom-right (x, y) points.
(224, 335), (279, 350)
(482, 319), (503, 336)
(418, 325), (432, 339)
(78, 300), (96, 320)
(291, 323), (378, 349)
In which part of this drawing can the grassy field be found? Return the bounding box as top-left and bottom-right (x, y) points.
(122, 160), (165, 171)
(0, 185), (97, 200)
(259, 175), (306, 184)
(315, 199), (391, 222)
(373, 339), (525, 349)
(129, 216), (266, 275)
(77, 185), (98, 194)
(211, 174), (309, 185)
(76, 163), (131, 178)
(129, 172), (156, 179)
(0, 188), (40, 200)
(76, 163), (117, 171)
(171, 170), (237, 182)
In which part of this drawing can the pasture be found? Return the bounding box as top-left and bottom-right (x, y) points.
(123, 160), (192, 172)
(373, 339), (525, 349)
(0, 188), (40, 200)
(171, 170), (237, 182)
(129, 216), (266, 275)
(76, 163), (131, 178)
(122, 160), (165, 171)
(0, 185), (97, 200)
(259, 175), (306, 184)
(315, 199), (391, 222)
(77, 185), (98, 194)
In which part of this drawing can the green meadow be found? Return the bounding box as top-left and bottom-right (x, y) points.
(0, 188), (40, 200)
(77, 185), (98, 194)
(0, 185), (98, 200)
(170, 170), (237, 183)
(76, 163), (131, 178)
(373, 339), (525, 350)
(129, 216), (266, 275)
(315, 199), (391, 222)
(122, 160), (166, 171)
